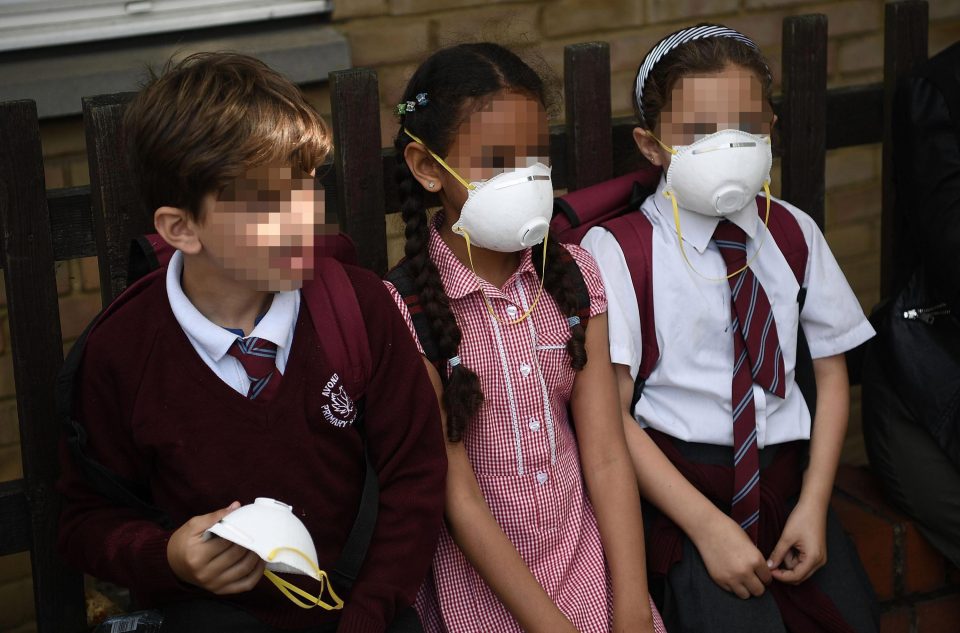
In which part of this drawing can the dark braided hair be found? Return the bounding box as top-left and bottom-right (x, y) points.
(395, 43), (587, 443)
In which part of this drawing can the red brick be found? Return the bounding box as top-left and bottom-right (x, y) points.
(838, 34), (883, 76)
(880, 606), (913, 633)
(915, 593), (960, 633)
(43, 162), (66, 190)
(903, 522), (948, 595)
(831, 493), (897, 601)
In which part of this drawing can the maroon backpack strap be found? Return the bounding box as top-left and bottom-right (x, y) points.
(301, 257), (371, 400)
(760, 197), (808, 287)
(601, 212), (658, 403)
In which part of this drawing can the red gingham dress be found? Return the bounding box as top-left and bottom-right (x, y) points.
(386, 223), (666, 633)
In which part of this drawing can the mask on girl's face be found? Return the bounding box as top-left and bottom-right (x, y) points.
(658, 128), (772, 217)
(451, 163), (553, 252)
(403, 128), (553, 253)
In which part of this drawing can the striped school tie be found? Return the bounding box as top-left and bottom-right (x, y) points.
(713, 220), (786, 543)
(227, 337), (282, 401)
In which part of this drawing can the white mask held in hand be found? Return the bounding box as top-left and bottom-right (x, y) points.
(204, 497), (344, 610)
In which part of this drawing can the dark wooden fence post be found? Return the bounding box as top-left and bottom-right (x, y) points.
(329, 68), (388, 275)
(564, 42), (613, 191)
(881, 0), (928, 298)
(83, 92), (150, 306)
(0, 99), (85, 633)
(781, 14), (828, 230)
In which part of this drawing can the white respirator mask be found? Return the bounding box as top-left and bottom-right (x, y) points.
(653, 128), (774, 281)
(404, 128), (552, 324)
(661, 128), (772, 217)
(204, 497), (344, 610)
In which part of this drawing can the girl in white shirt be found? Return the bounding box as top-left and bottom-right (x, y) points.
(582, 24), (879, 633)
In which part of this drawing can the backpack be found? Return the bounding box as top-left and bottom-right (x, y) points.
(384, 243), (592, 374)
(57, 232), (376, 593)
(550, 168), (817, 416)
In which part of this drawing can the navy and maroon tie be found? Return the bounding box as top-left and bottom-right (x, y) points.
(227, 337), (282, 401)
(713, 220), (786, 543)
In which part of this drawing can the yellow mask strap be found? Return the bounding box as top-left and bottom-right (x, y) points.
(459, 227), (548, 326)
(666, 180), (772, 282)
(650, 132), (679, 156)
(403, 128), (477, 191)
(263, 546), (344, 611)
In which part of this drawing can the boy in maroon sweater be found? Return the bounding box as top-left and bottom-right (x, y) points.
(56, 53), (446, 632)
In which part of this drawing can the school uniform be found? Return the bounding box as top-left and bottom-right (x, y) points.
(385, 220), (666, 633)
(582, 177), (879, 633)
(57, 251), (447, 633)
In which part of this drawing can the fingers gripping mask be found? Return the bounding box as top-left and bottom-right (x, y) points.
(450, 163), (554, 252)
(662, 129), (772, 217)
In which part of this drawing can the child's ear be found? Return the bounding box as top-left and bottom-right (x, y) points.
(155, 205), (202, 255)
(404, 142), (444, 193)
(633, 127), (665, 167)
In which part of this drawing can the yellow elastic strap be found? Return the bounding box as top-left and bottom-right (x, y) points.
(403, 128), (477, 191)
(667, 180), (772, 282)
(652, 133), (679, 155)
(459, 227), (548, 325)
(263, 547), (344, 611)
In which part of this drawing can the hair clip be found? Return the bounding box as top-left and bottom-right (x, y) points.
(395, 92), (429, 118)
(448, 355), (462, 368)
(567, 316), (581, 328)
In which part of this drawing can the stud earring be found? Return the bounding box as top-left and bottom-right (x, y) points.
(427, 182), (435, 189)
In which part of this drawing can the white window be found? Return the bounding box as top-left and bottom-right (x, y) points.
(0, 0), (334, 52)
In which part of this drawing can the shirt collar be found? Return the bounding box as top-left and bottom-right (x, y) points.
(651, 176), (760, 254)
(165, 250), (297, 361)
(427, 216), (537, 300)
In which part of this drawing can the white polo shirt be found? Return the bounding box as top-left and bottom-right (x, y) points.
(165, 249), (300, 396)
(582, 177), (875, 448)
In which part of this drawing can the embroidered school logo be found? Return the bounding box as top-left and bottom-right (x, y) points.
(321, 372), (356, 428)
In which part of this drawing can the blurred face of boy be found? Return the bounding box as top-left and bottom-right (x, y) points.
(188, 164), (324, 292)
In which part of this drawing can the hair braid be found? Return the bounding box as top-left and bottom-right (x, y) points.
(534, 236), (588, 370)
(396, 137), (483, 442)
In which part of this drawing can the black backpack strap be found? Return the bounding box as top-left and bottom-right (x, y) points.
(328, 400), (378, 592)
(57, 316), (173, 529)
(385, 260), (442, 366)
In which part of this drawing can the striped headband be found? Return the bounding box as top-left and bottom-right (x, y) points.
(634, 25), (762, 123)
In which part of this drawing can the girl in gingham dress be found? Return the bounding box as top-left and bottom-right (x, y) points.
(384, 43), (665, 633)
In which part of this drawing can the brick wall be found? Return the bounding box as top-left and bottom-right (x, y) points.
(2, 1), (959, 630)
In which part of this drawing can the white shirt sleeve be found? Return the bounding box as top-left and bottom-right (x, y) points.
(791, 208), (877, 358)
(581, 227), (644, 379)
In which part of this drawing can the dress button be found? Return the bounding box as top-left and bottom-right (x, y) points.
(529, 418), (541, 431)
(536, 471), (548, 485)
(506, 305), (519, 319)
(519, 363), (531, 377)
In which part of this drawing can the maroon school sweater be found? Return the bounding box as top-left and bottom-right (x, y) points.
(56, 264), (446, 633)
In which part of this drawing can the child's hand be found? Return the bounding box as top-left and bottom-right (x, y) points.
(767, 499), (827, 585)
(166, 501), (267, 594)
(691, 512), (772, 599)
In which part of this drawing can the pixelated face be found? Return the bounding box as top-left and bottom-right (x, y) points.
(656, 63), (770, 166)
(439, 91), (550, 213)
(195, 164), (327, 292)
